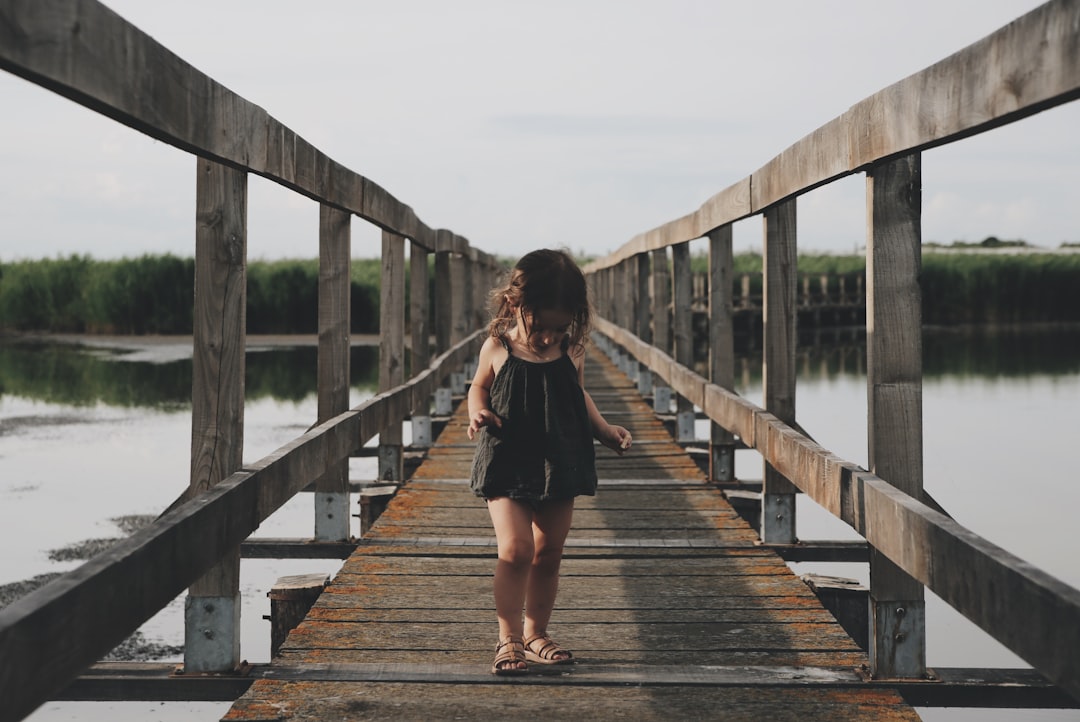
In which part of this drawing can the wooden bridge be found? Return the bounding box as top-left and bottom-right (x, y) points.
(2, 1), (1080, 720)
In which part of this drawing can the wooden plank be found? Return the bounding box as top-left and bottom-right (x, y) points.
(866, 152), (926, 677)
(53, 663), (1075, 710)
(225, 680), (917, 721)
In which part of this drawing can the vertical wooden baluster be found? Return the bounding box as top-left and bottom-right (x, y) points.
(708, 225), (736, 482)
(672, 242), (695, 442)
(867, 151), (927, 678)
(651, 248), (672, 414)
(762, 199), (798, 544)
(636, 252), (653, 395)
(410, 241), (432, 447)
(315, 204), (352, 541)
(378, 231), (405, 483)
(185, 158), (247, 673)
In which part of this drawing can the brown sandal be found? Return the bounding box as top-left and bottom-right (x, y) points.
(523, 633), (574, 665)
(491, 636), (527, 675)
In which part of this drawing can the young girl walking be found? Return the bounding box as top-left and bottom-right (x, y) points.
(467, 248), (632, 675)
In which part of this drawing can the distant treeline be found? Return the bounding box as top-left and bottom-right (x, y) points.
(2, 252), (1080, 333)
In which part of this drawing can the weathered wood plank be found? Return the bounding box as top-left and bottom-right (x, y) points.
(226, 681), (917, 721)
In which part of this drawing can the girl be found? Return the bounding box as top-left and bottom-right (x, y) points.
(467, 248), (632, 675)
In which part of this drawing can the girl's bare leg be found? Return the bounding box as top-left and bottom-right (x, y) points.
(487, 497), (534, 671)
(523, 498), (575, 646)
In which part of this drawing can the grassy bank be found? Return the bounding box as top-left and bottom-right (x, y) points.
(3, 252), (1080, 334)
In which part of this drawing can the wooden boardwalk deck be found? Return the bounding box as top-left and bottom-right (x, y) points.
(224, 348), (919, 721)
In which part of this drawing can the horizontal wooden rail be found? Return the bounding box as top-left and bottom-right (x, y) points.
(0, 330), (484, 722)
(594, 317), (1080, 702)
(0, 0), (493, 261)
(585, 0), (1080, 272)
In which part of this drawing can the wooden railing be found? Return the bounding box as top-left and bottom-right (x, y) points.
(584, 0), (1080, 703)
(0, 2), (502, 720)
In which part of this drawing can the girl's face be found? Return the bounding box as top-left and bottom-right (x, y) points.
(517, 307), (573, 353)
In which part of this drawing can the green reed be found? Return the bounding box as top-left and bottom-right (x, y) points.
(0, 255), (383, 334)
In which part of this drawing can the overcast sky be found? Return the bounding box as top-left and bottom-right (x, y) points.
(1, 0), (1077, 262)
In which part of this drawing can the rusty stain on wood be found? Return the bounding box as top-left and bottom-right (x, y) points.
(224, 347), (918, 720)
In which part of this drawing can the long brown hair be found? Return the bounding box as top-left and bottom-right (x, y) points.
(487, 248), (592, 351)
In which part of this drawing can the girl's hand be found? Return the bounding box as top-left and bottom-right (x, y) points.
(467, 408), (503, 440)
(600, 424), (632, 455)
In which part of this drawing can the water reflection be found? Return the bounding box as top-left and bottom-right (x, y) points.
(0, 340), (380, 408)
(709, 324), (1080, 391)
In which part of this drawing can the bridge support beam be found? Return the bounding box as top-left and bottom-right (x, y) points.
(761, 199), (799, 544)
(866, 151), (927, 679)
(185, 159), (247, 673)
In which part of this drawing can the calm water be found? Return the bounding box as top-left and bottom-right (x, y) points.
(1, 329), (1077, 721)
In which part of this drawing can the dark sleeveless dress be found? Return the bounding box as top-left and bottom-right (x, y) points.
(469, 336), (598, 503)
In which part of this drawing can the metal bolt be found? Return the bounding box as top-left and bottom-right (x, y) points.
(203, 629), (215, 639)
(894, 632), (906, 642)
(896, 607), (906, 616)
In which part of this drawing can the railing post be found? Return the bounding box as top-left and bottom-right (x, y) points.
(315, 204), (352, 541)
(433, 249), (453, 415)
(449, 252), (468, 394)
(409, 241), (432, 447)
(378, 231), (406, 482)
(185, 158), (246, 673)
(672, 242), (695, 442)
(610, 260), (628, 371)
(651, 248), (672, 413)
(708, 225), (736, 482)
(866, 152), (927, 679)
(762, 198), (798, 544)
(636, 252), (653, 396)
(624, 258), (639, 383)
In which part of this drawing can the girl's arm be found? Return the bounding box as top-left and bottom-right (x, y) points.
(467, 337), (503, 440)
(573, 345), (632, 454)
